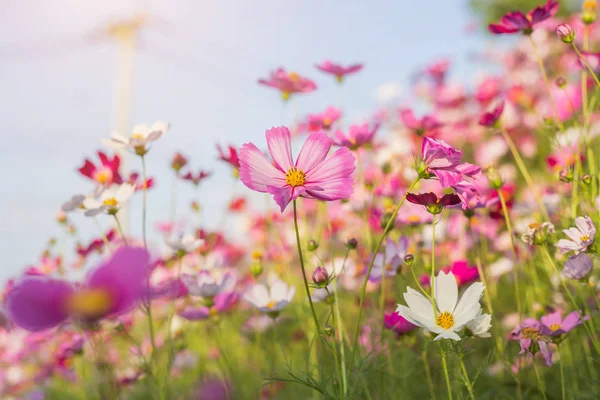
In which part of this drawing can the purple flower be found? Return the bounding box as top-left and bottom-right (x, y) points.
(488, 0), (559, 35)
(384, 311), (417, 336)
(6, 247), (149, 331)
(178, 292), (239, 321)
(564, 253), (593, 280)
(540, 310), (587, 336)
(370, 236), (409, 282)
(510, 318), (553, 366)
(239, 127), (355, 212)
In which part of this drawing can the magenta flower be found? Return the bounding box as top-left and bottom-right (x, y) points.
(384, 311), (417, 336)
(540, 310), (587, 336)
(420, 137), (482, 190)
(216, 143), (240, 170)
(258, 68), (317, 101)
(178, 292), (239, 321)
(6, 247), (149, 331)
(564, 253), (593, 280)
(488, 0), (559, 35)
(182, 170), (213, 186)
(399, 108), (442, 136)
(406, 192), (461, 214)
(239, 127), (355, 212)
(77, 151), (123, 186)
(510, 318), (553, 366)
(332, 123), (379, 149)
(420, 260), (479, 287)
(315, 61), (364, 83)
(479, 101), (505, 127)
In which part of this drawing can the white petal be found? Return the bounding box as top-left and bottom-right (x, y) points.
(395, 305), (425, 328)
(403, 287), (436, 326)
(434, 330), (461, 341)
(435, 271), (458, 313)
(270, 280), (289, 302)
(453, 282), (485, 323)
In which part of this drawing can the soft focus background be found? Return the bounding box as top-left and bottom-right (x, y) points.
(1, 0), (520, 282)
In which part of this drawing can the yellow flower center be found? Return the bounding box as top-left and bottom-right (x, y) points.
(94, 169), (112, 184)
(103, 197), (118, 207)
(549, 324), (562, 331)
(209, 307), (218, 317)
(407, 215), (420, 223)
(288, 72), (300, 82)
(252, 250), (263, 260)
(285, 167), (306, 187)
(581, 235), (590, 242)
(266, 300), (277, 309)
(436, 311), (454, 330)
(67, 288), (112, 318)
(522, 327), (541, 340)
(385, 263), (393, 271)
(529, 222), (540, 229)
(131, 133), (145, 140)
(323, 117), (332, 127)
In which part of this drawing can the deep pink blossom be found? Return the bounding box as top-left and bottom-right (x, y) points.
(300, 107), (342, 133)
(488, 0), (559, 35)
(420, 137), (482, 190)
(421, 260), (479, 287)
(315, 61), (363, 82)
(258, 68), (317, 100)
(384, 312), (417, 336)
(6, 247), (149, 331)
(479, 101), (505, 127)
(216, 143), (240, 170)
(77, 151), (122, 186)
(239, 127), (355, 212)
(332, 123), (379, 149)
(182, 170), (213, 186)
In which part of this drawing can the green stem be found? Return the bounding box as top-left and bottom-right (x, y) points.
(430, 215), (437, 316)
(529, 35), (564, 131)
(422, 346), (437, 400)
(557, 347), (566, 400)
(112, 214), (128, 246)
(572, 42), (600, 88)
(459, 355), (475, 400)
(497, 188), (522, 318)
(533, 361), (548, 400)
(441, 349), (453, 400)
(333, 250), (349, 395)
(327, 288), (344, 400)
(167, 255), (184, 368)
(292, 199), (321, 333)
(350, 177), (420, 365)
(498, 125), (550, 221)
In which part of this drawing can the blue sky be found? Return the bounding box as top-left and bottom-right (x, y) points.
(0, 0), (488, 282)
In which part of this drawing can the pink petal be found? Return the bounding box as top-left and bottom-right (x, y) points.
(305, 147), (355, 183)
(239, 143), (286, 192)
(267, 186), (307, 212)
(295, 132), (332, 172)
(432, 169), (463, 188)
(305, 177), (354, 201)
(266, 127), (294, 171)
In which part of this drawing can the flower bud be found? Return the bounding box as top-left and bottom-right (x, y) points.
(485, 167), (504, 189)
(404, 254), (415, 266)
(559, 168), (574, 183)
(324, 325), (335, 336)
(582, 174), (592, 185)
(307, 240), (319, 252)
(583, 1), (597, 24)
(312, 267), (329, 287)
(346, 238), (358, 249)
(382, 162), (392, 175)
(555, 77), (567, 88)
(191, 201), (200, 213)
(543, 116), (555, 126)
(170, 152), (188, 173)
(556, 24), (575, 43)
(250, 261), (263, 278)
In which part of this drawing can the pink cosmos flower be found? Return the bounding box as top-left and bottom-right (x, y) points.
(127, 172), (155, 191)
(6, 247), (149, 331)
(510, 318), (553, 366)
(315, 61), (364, 83)
(300, 106), (342, 133)
(77, 151), (123, 186)
(425, 59), (450, 86)
(178, 292), (239, 321)
(332, 123), (379, 149)
(258, 68), (317, 101)
(475, 77), (502, 105)
(540, 310), (587, 336)
(488, 0), (559, 35)
(399, 108), (442, 136)
(420, 137), (482, 190)
(576, 51), (600, 71)
(384, 311), (417, 336)
(239, 127), (355, 212)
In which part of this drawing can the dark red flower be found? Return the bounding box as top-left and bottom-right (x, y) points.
(182, 170), (212, 186)
(77, 151), (123, 186)
(128, 172), (154, 191)
(479, 101), (505, 127)
(488, 0), (559, 35)
(217, 143), (240, 170)
(406, 192), (461, 214)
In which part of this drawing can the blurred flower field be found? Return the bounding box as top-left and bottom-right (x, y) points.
(4, 0), (600, 399)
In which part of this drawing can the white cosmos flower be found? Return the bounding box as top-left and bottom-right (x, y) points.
(83, 183), (135, 217)
(103, 121), (169, 156)
(244, 280), (295, 314)
(556, 216), (596, 256)
(466, 310), (492, 338)
(181, 271), (235, 298)
(396, 271), (485, 341)
(166, 234), (204, 254)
